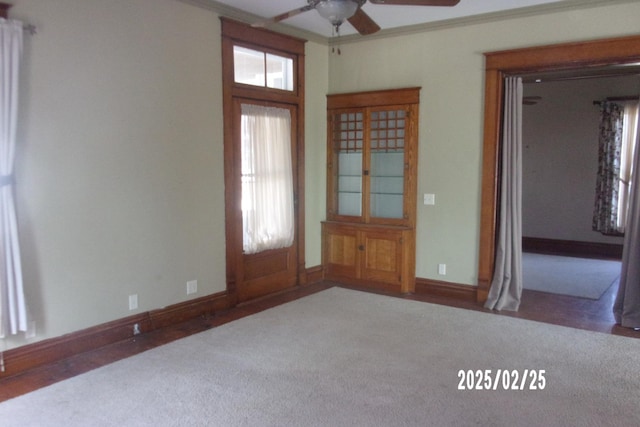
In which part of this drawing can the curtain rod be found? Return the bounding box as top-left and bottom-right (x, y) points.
(0, 20), (36, 35)
(593, 96), (639, 106)
(23, 23), (36, 35)
(1, 2), (36, 34)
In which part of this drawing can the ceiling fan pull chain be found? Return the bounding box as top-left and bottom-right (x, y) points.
(332, 24), (342, 55)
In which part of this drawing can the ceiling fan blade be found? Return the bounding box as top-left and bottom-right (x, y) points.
(369, 0), (460, 6)
(252, 4), (315, 27)
(347, 8), (381, 35)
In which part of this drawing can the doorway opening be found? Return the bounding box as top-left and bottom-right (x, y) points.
(519, 71), (639, 301)
(221, 19), (307, 303)
(478, 35), (640, 308)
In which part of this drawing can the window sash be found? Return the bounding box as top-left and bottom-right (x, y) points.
(233, 45), (294, 91)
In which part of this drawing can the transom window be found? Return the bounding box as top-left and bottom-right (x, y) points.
(233, 45), (294, 91)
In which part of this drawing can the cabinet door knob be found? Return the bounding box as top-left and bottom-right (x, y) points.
(358, 245), (365, 251)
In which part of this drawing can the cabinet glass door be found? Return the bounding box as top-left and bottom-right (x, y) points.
(332, 111), (364, 217)
(369, 109), (406, 219)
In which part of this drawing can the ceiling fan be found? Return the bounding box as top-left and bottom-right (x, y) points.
(255, 0), (461, 36)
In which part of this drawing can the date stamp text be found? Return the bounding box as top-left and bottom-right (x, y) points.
(457, 369), (546, 391)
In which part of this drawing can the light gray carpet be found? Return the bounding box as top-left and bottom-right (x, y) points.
(1, 287), (639, 426)
(523, 252), (621, 299)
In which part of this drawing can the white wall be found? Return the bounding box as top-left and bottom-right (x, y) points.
(522, 76), (638, 244)
(328, 1), (640, 286)
(5, 0), (328, 351)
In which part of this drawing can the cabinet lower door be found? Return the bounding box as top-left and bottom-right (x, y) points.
(361, 229), (404, 285)
(324, 223), (359, 279)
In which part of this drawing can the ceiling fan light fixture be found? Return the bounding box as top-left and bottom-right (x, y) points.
(314, 0), (359, 26)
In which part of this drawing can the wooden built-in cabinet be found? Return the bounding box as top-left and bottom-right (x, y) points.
(323, 87), (420, 293)
(323, 222), (414, 292)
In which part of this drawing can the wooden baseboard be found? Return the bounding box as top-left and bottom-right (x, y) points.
(414, 278), (477, 301)
(522, 237), (623, 260)
(305, 265), (324, 284)
(1, 291), (232, 379)
(1, 269), (326, 379)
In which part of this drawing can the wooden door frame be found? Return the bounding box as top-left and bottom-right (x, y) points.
(478, 34), (640, 303)
(221, 19), (307, 303)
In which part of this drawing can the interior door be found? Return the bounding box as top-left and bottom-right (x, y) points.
(232, 98), (298, 302)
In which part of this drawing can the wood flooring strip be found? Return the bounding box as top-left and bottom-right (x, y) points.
(1, 280), (638, 404)
(0, 291), (231, 380)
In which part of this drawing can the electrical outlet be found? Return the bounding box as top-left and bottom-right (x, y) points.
(186, 280), (198, 295)
(128, 294), (138, 310)
(133, 323), (141, 335)
(424, 193), (435, 205)
(438, 264), (447, 275)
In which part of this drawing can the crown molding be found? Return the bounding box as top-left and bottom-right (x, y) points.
(176, 0), (638, 47)
(331, 0), (640, 46)
(175, 0), (328, 45)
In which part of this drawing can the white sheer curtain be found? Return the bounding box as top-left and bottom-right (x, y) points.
(241, 104), (294, 254)
(485, 77), (523, 311)
(617, 101), (639, 231)
(0, 19), (27, 338)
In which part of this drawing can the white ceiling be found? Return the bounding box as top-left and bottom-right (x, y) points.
(209, 0), (570, 38)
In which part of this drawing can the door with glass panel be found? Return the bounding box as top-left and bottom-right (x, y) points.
(233, 99), (298, 302)
(331, 109), (364, 219)
(368, 108), (408, 223)
(329, 105), (412, 225)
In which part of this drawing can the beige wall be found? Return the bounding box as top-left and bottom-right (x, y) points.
(7, 0), (226, 350)
(304, 42), (329, 269)
(328, 1), (640, 285)
(5, 0), (640, 350)
(5, 0), (328, 351)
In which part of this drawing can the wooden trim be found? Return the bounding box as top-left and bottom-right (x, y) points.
(335, 280), (406, 295)
(220, 18), (306, 55)
(485, 35), (640, 73)
(1, 314), (147, 379)
(0, 3), (11, 19)
(0, 292), (232, 379)
(296, 49), (307, 288)
(477, 68), (503, 303)
(478, 34), (640, 303)
(221, 33), (238, 301)
(327, 87), (421, 110)
(148, 291), (232, 330)
(522, 237), (623, 260)
(221, 19), (307, 302)
(305, 265), (324, 284)
(415, 278), (478, 301)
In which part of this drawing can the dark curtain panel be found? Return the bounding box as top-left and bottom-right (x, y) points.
(593, 101), (624, 236)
